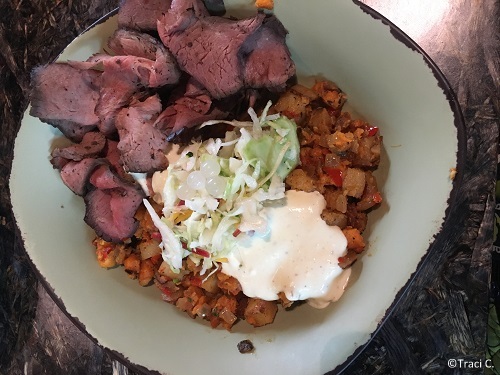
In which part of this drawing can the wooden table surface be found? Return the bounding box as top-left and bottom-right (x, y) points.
(0, 1), (498, 374)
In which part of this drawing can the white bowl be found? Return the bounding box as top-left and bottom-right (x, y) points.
(10, 1), (463, 374)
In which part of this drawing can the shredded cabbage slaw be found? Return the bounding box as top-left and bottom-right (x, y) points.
(143, 102), (299, 274)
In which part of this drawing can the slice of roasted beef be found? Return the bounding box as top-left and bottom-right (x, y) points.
(69, 55), (142, 136)
(70, 53), (180, 135)
(104, 139), (127, 178)
(115, 95), (169, 173)
(108, 28), (167, 60)
(240, 15), (295, 91)
(153, 77), (227, 135)
(118, 0), (172, 31)
(107, 28), (182, 88)
(158, 0), (265, 98)
(155, 97), (225, 134)
(60, 158), (106, 196)
(71, 53), (180, 89)
(30, 63), (101, 141)
(51, 131), (106, 163)
(84, 164), (145, 242)
(50, 156), (70, 170)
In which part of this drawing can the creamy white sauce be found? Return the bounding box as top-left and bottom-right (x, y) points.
(222, 190), (350, 309)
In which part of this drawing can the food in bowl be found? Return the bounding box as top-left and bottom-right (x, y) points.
(28, 0), (382, 329)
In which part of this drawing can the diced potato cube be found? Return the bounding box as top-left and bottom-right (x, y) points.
(285, 169), (316, 192)
(244, 298), (278, 327)
(123, 253), (141, 276)
(327, 131), (354, 152)
(321, 209), (348, 228)
(308, 108), (332, 135)
(342, 168), (366, 198)
(342, 227), (366, 253)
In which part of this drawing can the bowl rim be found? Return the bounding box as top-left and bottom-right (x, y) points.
(330, 2), (467, 373)
(11, 2), (467, 374)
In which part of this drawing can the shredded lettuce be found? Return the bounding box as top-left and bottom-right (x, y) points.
(149, 102), (299, 273)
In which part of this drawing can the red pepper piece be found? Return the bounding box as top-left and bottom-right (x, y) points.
(181, 241), (210, 258)
(233, 228), (241, 237)
(158, 285), (172, 296)
(101, 246), (113, 260)
(151, 231), (162, 240)
(372, 192), (383, 204)
(190, 276), (203, 287)
(323, 167), (344, 187)
(282, 109), (299, 119)
(366, 125), (379, 137)
(150, 254), (162, 265)
(192, 247), (211, 258)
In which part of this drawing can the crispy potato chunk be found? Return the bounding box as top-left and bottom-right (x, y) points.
(217, 272), (242, 296)
(338, 250), (358, 269)
(291, 84), (319, 101)
(343, 168), (366, 198)
(312, 80), (347, 110)
(201, 272), (220, 294)
(327, 131), (354, 152)
(273, 91), (311, 124)
(308, 107), (332, 135)
(323, 188), (347, 213)
(351, 136), (381, 168)
(123, 253), (141, 278)
(94, 238), (117, 268)
(244, 298), (278, 327)
(214, 295), (238, 329)
(139, 258), (155, 286)
(343, 227), (366, 253)
(285, 169), (316, 192)
(321, 209), (348, 228)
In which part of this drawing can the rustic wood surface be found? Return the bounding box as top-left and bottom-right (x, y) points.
(0, 1), (498, 374)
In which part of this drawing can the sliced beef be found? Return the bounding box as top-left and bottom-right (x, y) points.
(69, 55), (142, 135)
(71, 53), (180, 89)
(107, 29), (181, 87)
(149, 48), (182, 87)
(107, 28), (164, 59)
(240, 15), (295, 91)
(158, 0), (265, 98)
(115, 95), (169, 173)
(104, 139), (127, 178)
(30, 63), (101, 141)
(118, 0), (172, 31)
(60, 158), (105, 196)
(161, 0), (209, 25)
(155, 97), (224, 134)
(153, 77), (227, 134)
(50, 156), (70, 170)
(84, 164), (145, 242)
(71, 53), (180, 135)
(45, 119), (98, 143)
(51, 131), (106, 162)
(184, 77), (209, 97)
